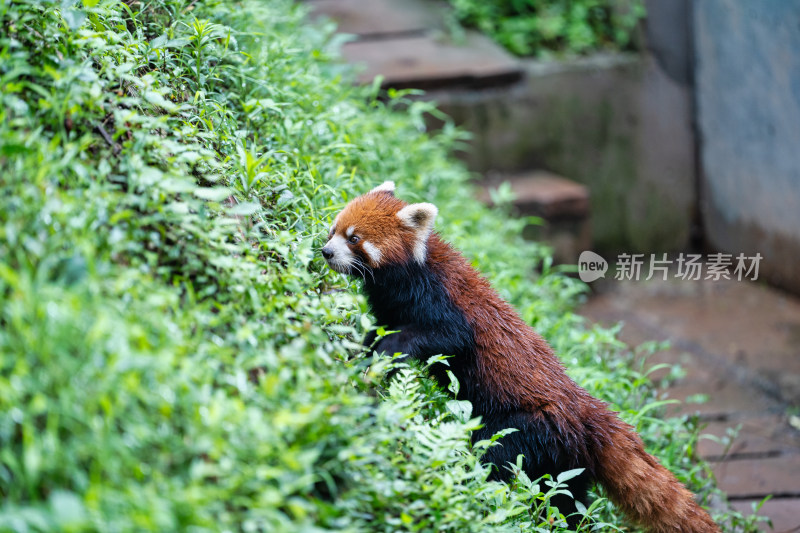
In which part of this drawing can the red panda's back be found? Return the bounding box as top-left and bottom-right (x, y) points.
(427, 234), (611, 448)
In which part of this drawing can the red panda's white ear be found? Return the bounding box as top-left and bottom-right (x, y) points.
(397, 202), (437, 230)
(370, 181), (395, 195)
(397, 202), (438, 263)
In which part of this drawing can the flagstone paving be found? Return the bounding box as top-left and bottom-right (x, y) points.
(580, 275), (800, 531)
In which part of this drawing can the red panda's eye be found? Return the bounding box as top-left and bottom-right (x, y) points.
(348, 235), (360, 244)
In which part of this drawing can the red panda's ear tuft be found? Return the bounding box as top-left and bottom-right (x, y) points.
(370, 181), (395, 195)
(396, 202), (438, 263)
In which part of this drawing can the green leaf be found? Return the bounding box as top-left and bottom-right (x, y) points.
(144, 90), (178, 112)
(226, 201), (261, 216)
(150, 34), (167, 48)
(193, 187), (232, 201)
(556, 468), (585, 484)
(50, 490), (87, 527)
(62, 8), (86, 30)
(445, 399), (472, 421)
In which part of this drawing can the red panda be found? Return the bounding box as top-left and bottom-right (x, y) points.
(322, 182), (720, 532)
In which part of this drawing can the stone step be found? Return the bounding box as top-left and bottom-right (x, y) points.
(481, 171), (590, 219)
(698, 415), (800, 460)
(712, 455), (800, 500)
(307, 0), (522, 90)
(307, 0), (437, 38)
(661, 372), (776, 420)
(342, 32), (523, 90)
(730, 497), (800, 532)
(478, 171), (591, 265)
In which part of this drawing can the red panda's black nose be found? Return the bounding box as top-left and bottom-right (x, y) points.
(321, 247), (333, 260)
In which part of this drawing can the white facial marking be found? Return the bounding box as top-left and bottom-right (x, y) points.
(346, 226), (355, 238)
(370, 181), (395, 194)
(324, 234), (355, 273)
(362, 240), (382, 265)
(396, 202), (438, 264)
(410, 241), (425, 264)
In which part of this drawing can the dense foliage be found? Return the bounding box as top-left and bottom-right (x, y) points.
(445, 0), (646, 57)
(0, 0), (763, 530)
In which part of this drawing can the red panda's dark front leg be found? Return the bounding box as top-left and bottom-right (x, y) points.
(370, 323), (474, 390)
(363, 329), (379, 351)
(372, 321), (472, 362)
(371, 326), (420, 363)
(362, 328), (414, 365)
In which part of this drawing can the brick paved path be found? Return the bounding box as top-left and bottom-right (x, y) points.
(580, 275), (800, 532)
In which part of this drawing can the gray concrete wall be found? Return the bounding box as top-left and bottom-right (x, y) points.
(644, 0), (693, 87)
(694, 0), (800, 292)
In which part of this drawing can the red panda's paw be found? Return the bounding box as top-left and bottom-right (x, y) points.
(374, 330), (411, 358)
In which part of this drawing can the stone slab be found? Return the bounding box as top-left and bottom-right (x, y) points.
(477, 172), (591, 265)
(306, 0), (437, 37)
(662, 378), (775, 420)
(713, 456), (800, 499)
(342, 32), (523, 90)
(698, 415), (800, 459)
(480, 171), (590, 219)
(730, 497), (800, 532)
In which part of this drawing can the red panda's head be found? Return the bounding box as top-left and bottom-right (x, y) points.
(322, 181), (438, 275)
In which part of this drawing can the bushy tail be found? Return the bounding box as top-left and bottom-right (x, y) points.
(594, 419), (720, 533)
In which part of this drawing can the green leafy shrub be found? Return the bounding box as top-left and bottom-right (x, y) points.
(445, 0), (646, 57)
(0, 0), (764, 531)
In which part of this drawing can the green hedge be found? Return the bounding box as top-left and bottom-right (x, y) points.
(0, 0), (763, 531)
(445, 0), (645, 57)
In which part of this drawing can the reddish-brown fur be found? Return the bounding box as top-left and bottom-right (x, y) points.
(326, 188), (720, 532)
(426, 235), (718, 532)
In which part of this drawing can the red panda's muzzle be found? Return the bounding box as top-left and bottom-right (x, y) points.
(321, 234), (366, 276)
